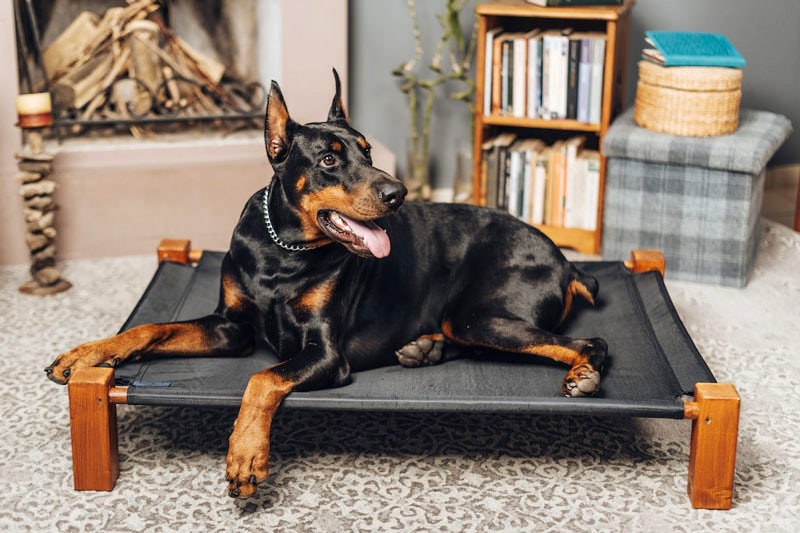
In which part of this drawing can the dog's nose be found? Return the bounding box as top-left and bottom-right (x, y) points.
(377, 181), (407, 211)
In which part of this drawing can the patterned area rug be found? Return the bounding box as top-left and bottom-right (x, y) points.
(1, 220), (798, 532)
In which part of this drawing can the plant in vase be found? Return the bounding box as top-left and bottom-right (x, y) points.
(392, 0), (477, 201)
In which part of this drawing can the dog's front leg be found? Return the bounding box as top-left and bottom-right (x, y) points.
(46, 315), (253, 385)
(226, 328), (349, 498)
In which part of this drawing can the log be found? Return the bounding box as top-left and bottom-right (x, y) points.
(52, 50), (115, 111)
(42, 11), (100, 79)
(173, 36), (225, 85)
(127, 20), (163, 94)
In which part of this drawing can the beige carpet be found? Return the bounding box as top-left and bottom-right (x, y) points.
(1, 220), (798, 532)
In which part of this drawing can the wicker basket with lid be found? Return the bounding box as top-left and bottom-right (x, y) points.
(634, 60), (742, 137)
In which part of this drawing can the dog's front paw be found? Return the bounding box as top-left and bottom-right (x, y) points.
(396, 335), (445, 367)
(225, 414), (271, 498)
(44, 340), (120, 385)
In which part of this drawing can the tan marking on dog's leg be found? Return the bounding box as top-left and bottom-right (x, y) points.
(226, 368), (294, 498)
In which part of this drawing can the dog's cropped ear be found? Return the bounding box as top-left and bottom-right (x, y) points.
(327, 68), (349, 124)
(265, 81), (293, 162)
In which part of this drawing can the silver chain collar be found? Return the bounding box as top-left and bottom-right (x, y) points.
(262, 181), (319, 252)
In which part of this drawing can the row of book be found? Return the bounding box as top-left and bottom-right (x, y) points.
(482, 28), (607, 123)
(480, 133), (600, 231)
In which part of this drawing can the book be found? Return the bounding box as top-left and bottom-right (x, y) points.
(525, 0), (623, 6)
(531, 147), (549, 225)
(491, 32), (506, 115)
(511, 34), (528, 117)
(483, 27), (504, 116)
(562, 136), (586, 229)
(582, 150), (601, 231)
(500, 38), (512, 114)
(566, 35), (581, 119)
(541, 29), (571, 119)
(526, 30), (543, 119)
(642, 31), (746, 68)
(576, 37), (592, 123)
(494, 133), (517, 209)
(588, 36), (606, 124)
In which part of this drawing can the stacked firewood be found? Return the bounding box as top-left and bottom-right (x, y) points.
(16, 132), (71, 295)
(42, 0), (242, 128)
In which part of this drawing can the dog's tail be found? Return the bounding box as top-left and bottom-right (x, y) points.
(560, 266), (599, 324)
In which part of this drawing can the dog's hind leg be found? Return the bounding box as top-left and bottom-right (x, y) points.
(440, 316), (606, 397)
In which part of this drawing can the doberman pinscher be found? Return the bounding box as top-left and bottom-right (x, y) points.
(46, 70), (606, 498)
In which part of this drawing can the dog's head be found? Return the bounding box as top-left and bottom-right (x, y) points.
(264, 69), (406, 259)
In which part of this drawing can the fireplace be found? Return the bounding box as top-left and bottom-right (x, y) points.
(15, 0), (282, 140)
(1, 0), (397, 266)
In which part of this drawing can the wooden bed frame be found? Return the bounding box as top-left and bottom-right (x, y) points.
(66, 240), (740, 510)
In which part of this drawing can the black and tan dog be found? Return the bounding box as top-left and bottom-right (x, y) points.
(45, 70), (606, 498)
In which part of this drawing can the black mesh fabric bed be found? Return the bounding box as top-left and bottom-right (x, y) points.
(112, 251), (715, 419)
(66, 245), (739, 509)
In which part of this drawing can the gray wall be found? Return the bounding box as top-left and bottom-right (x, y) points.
(349, 0), (799, 188)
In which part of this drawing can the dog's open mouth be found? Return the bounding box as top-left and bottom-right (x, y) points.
(318, 210), (391, 258)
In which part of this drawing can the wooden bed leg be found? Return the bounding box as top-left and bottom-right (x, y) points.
(625, 249), (666, 276)
(68, 367), (119, 491)
(685, 383), (740, 509)
(157, 238), (203, 264)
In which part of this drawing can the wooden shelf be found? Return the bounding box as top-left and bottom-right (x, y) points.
(477, 0), (634, 20)
(482, 115), (601, 132)
(471, 0), (635, 255)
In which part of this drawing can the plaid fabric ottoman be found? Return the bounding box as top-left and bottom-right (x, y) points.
(601, 108), (792, 286)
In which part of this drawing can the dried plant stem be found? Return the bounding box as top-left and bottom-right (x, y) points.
(393, 0), (476, 200)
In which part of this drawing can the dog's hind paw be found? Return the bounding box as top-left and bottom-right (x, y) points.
(562, 365), (601, 397)
(396, 334), (445, 367)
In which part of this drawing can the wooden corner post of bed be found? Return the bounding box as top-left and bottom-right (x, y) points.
(683, 383), (741, 510)
(68, 366), (127, 491)
(625, 249), (666, 276)
(157, 238), (203, 264)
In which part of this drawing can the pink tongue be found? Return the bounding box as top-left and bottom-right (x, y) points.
(339, 213), (391, 258)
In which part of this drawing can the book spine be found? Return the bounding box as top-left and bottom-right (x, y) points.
(577, 38), (591, 123)
(483, 30), (498, 116)
(554, 36), (569, 120)
(526, 37), (541, 119)
(566, 38), (580, 120)
(491, 35), (505, 115)
(531, 151), (547, 225)
(501, 40), (511, 116)
(589, 37), (606, 124)
(541, 36), (552, 119)
(512, 38), (527, 118)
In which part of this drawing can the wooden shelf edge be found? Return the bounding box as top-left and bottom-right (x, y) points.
(476, 0), (635, 20)
(480, 114), (601, 132)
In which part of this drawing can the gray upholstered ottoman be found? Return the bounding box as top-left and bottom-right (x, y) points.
(601, 108), (792, 286)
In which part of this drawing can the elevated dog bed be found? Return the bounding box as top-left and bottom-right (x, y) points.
(66, 240), (739, 510)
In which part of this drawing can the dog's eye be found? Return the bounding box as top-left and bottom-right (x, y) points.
(364, 146), (372, 158)
(320, 154), (337, 168)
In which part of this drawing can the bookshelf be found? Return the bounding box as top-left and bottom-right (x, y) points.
(472, 0), (634, 255)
